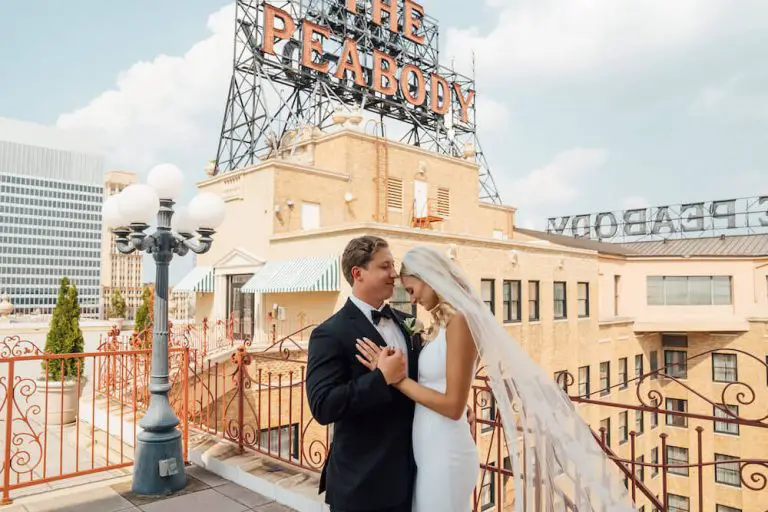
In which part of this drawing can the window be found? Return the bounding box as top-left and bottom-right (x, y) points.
(714, 404), (739, 435)
(650, 398), (659, 428)
(649, 350), (658, 379)
(665, 350), (688, 379)
(481, 279), (495, 314)
(651, 447), (659, 476)
(618, 358), (628, 389)
(577, 282), (589, 317)
(635, 455), (645, 482)
(613, 274), (621, 316)
(479, 390), (496, 433)
(716, 505), (741, 512)
(666, 398), (688, 428)
(436, 187), (450, 217)
(618, 412), (628, 443)
(600, 418), (611, 447)
(386, 177), (403, 209)
(668, 494), (689, 512)
(578, 366), (590, 397)
(503, 280), (521, 323)
(646, 276), (732, 305)
(554, 281), (567, 319)
(479, 472), (495, 510)
(600, 362), (610, 396)
(300, 202), (321, 230)
(259, 424), (300, 461)
(390, 283), (416, 316)
(528, 281), (540, 321)
(666, 445), (689, 476)
(715, 454), (741, 487)
(635, 354), (644, 380)
(227, 274), (255, 340)
(635, 410), (644, 435)
(712, 353), (737, 382)
(662, 333), (688, 348)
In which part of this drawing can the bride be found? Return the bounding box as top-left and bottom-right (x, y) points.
(356, 246), (634, 512)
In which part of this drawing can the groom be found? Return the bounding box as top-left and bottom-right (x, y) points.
(306, 236), (420, 512)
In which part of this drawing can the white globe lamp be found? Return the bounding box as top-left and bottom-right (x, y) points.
(171, 205), (199, 235)
(148, 163), (185, 201)
(189, 192), (226, 230)
(117, 184), (160, 225)
(102, 195), (127, 229)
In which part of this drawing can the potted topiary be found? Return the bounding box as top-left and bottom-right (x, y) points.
(108, 289), (127, 329)
(38, 277), (86, 425)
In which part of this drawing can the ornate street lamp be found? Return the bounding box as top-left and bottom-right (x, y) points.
(102, 163), (226, 496)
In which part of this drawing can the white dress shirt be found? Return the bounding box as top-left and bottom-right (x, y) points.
(349, 294), (409, 365)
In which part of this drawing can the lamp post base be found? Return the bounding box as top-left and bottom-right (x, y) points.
(131, 429), (187, 496)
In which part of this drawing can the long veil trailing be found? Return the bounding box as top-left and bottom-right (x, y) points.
(402, 246), (635, 512)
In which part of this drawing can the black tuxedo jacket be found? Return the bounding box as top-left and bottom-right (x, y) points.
(306, 299), (421, 511)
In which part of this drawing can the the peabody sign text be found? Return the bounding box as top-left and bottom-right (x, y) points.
(261, 1), (475, 122)
(547, 196), (768, 240)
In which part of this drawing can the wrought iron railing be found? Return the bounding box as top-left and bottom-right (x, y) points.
(2, 325), (766, 511)
(0, 335), (190, 505)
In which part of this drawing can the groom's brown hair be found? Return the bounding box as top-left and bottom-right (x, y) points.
(341, 236), (389, 286)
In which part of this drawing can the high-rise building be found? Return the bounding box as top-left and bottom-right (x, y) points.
(0, 117), (104, 318)
(100, 170), (144, 320)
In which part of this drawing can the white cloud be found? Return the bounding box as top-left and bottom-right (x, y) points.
(690, 72), (768, 122)
(507, 148), (609, 208)
(56, 5), (235, 174)
(444, 0), (768, 82)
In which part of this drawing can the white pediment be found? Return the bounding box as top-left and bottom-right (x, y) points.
(213, 247), (265, 274)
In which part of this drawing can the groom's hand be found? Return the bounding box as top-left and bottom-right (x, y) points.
(378, 347), (407, 385)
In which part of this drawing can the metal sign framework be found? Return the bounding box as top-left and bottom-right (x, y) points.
(213, 0), (502, 204)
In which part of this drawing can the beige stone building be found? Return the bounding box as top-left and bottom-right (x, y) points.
(100, 170), (144, 320)
(177, 125), (767, 511)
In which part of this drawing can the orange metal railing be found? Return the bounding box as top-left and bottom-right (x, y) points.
(0, 335), (189, 505)
(3, 326), (767, 511)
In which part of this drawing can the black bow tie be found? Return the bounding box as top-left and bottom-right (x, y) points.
(371, 305), (394, 325)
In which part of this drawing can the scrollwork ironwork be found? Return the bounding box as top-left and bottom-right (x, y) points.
(739, 461), (768, 491)
(0, 336), (43, 359)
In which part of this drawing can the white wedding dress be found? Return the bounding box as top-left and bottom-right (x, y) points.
(412, 327), (479, 512)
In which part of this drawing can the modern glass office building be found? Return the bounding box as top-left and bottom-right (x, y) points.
(0, 118), (104, 318)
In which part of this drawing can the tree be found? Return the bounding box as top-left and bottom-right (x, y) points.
(43, 277), (85, 380)
(134, 284), (154, 348)
(108, 289), (127, 318)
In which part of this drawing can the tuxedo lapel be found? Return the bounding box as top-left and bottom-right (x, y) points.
(390, 308), (420, 380)
(344, 299), (387, 349)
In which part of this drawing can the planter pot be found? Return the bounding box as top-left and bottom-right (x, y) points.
(109, 317), (124, 330)
(36, 378), (85, 426)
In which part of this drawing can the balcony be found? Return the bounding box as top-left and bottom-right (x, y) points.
(0, 328), (766, 511)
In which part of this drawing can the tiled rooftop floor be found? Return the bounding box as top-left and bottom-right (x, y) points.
(4, 465), (296, 512)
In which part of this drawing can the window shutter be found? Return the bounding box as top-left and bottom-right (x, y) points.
(437, 187), (450, 217)
(387, 177), (403, 209)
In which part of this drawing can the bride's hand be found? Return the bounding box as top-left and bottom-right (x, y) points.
(355, 338), (383, 371)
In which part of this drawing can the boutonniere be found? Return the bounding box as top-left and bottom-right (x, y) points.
(403, 317), (425, 337)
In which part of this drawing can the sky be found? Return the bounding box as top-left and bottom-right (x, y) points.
(1, 0), (767, 284)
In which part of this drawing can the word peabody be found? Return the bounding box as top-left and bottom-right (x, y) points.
(261, 1), (475, 123)
(547, 197), (768, 240)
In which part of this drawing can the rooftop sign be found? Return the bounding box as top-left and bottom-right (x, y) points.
(547, 196), (768, 241)
(214, 0), (502, 204)
(256, 0), (475, 126)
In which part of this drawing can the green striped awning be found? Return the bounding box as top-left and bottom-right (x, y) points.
(241, 255), (340, 294)
(172, 266), (215, 293)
